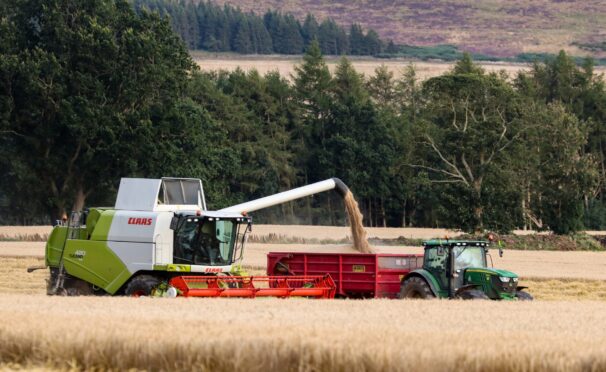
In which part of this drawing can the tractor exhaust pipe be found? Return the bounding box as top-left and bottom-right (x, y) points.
(219, 178), (350, 214)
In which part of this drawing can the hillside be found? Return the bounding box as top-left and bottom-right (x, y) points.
(213, 0), (606, 58)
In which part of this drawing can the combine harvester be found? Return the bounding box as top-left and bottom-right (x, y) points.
(32, 177), (347, 298)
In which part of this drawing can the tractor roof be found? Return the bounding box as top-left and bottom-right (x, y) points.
(423, 240), (490, 247)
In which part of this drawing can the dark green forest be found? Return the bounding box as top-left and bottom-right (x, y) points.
(132, 0), (606, 65)
(133, 0), (385, 56)
(2, 0), (606, 234)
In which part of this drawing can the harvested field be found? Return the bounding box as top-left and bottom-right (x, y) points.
(1, 295), (606, 371)
(2, 240), (606, 280)
(192, 54), (606, 81)
(0, 242), (45, 257)
(0, 254), (606, 301)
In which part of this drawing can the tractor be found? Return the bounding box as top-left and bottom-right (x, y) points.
(399, 240), (533, 300)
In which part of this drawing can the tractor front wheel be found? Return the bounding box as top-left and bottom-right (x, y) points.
(399, 277), (435, 299)
(516, 290), (533, 301)
(456, 289), (489, 300)
(124, 275), (161, 297)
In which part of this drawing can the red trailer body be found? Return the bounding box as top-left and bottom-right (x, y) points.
(267, 252), (423, 298)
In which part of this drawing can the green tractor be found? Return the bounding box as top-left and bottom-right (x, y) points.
(399, 240), (532, 300)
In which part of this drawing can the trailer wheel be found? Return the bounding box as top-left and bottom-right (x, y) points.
(516, 290), (533, 301)
(125, 275), (161, 297)
(399, 277), (435, 299)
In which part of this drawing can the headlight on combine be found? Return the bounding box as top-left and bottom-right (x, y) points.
(499, 276), (511, 283)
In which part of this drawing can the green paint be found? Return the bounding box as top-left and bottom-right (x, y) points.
(166, 264), (191, 272)
(90, 209), (116, 241)
(45, 226), (68, 267)
(63, 240), (131, 294)
(408, 269), (448, 297)
(404, 240), (526, 300)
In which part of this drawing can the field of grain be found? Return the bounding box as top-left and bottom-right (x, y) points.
(2, 225), (606, 370)
(192, 53), (549, 81)
(1, 295), (606, 371)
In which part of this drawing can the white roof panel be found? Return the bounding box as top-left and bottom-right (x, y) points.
(115, 178), (162, 211)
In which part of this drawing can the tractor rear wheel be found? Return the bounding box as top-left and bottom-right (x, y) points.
(516, 290), (533, 301)
(399, 277), (435, 299)
(456, 289), (489, 300)
(124, 275), (161, 297)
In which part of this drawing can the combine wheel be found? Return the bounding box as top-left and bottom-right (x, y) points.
(64, 278), (94, 296)
(399, 277), (435, 299)
(456, 289), (489, 300)
(125, 275), (161, 297)
(515, 290), (533, 301)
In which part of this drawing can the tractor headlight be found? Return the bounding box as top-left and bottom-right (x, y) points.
(513, 277), (518, 282)
(499, 276), (511, 283)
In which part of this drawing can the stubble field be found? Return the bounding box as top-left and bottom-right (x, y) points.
(1, 225), (606, 371)
(191, 53), (606, 81)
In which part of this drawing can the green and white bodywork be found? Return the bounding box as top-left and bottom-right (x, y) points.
(45, 178), (251, 295)
(400, 240), (532, 301)
(43, 177), (350, 296)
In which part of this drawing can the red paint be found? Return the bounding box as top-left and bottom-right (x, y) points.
(169, 275), (336, 298)
(267, 252), (424, 298)
(204, 267), (222, 273)
(127, 217), (153, 225)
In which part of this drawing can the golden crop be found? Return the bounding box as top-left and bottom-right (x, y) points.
(1, 295), (606, 371)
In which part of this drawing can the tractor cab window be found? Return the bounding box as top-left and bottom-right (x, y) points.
(453, 246), (486, 270)
(424, 246), (450, 289)
(424, 247), (448, 270)
(173, 217), (238, 266)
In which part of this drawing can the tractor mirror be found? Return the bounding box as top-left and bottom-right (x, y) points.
(437, 247), (445, 256)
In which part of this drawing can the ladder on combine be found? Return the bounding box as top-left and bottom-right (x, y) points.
(169, 275), (336, 298)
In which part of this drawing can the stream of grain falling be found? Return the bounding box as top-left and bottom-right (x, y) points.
(343, 191), (375, 253)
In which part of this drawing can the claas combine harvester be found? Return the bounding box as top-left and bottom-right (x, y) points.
(31, 177), (348, 298)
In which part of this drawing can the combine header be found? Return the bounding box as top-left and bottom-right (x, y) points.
(170, 275), (336, 298)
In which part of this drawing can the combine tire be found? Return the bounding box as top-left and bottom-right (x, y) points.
(125, 275), (161, 297)
(399, 277), (435, 299)
(64, 278), (94, 296)
(456, 289), (489, 300)
(516, 290), (533, 301)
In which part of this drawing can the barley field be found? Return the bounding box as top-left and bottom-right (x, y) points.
(2, 226), (606, 371)
(1, 295), (606, 371)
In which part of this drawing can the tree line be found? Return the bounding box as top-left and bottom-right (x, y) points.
(2, 0), (606, 234)
(133, 0), (389, 55)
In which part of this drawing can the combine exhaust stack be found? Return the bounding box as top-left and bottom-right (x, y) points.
(219, 178), (349, 214)
(169, 275), (336, 298)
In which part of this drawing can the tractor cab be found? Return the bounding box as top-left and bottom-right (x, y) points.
(171, 212), (252, 267)
(400, 240), (532, 300)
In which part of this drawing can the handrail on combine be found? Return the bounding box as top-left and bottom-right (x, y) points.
(169, 275), (336, 299)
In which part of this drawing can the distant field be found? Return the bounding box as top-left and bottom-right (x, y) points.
(213, 0), (606, 58)
(2, 295), (606, 371)
(192, 53), (606, 80)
